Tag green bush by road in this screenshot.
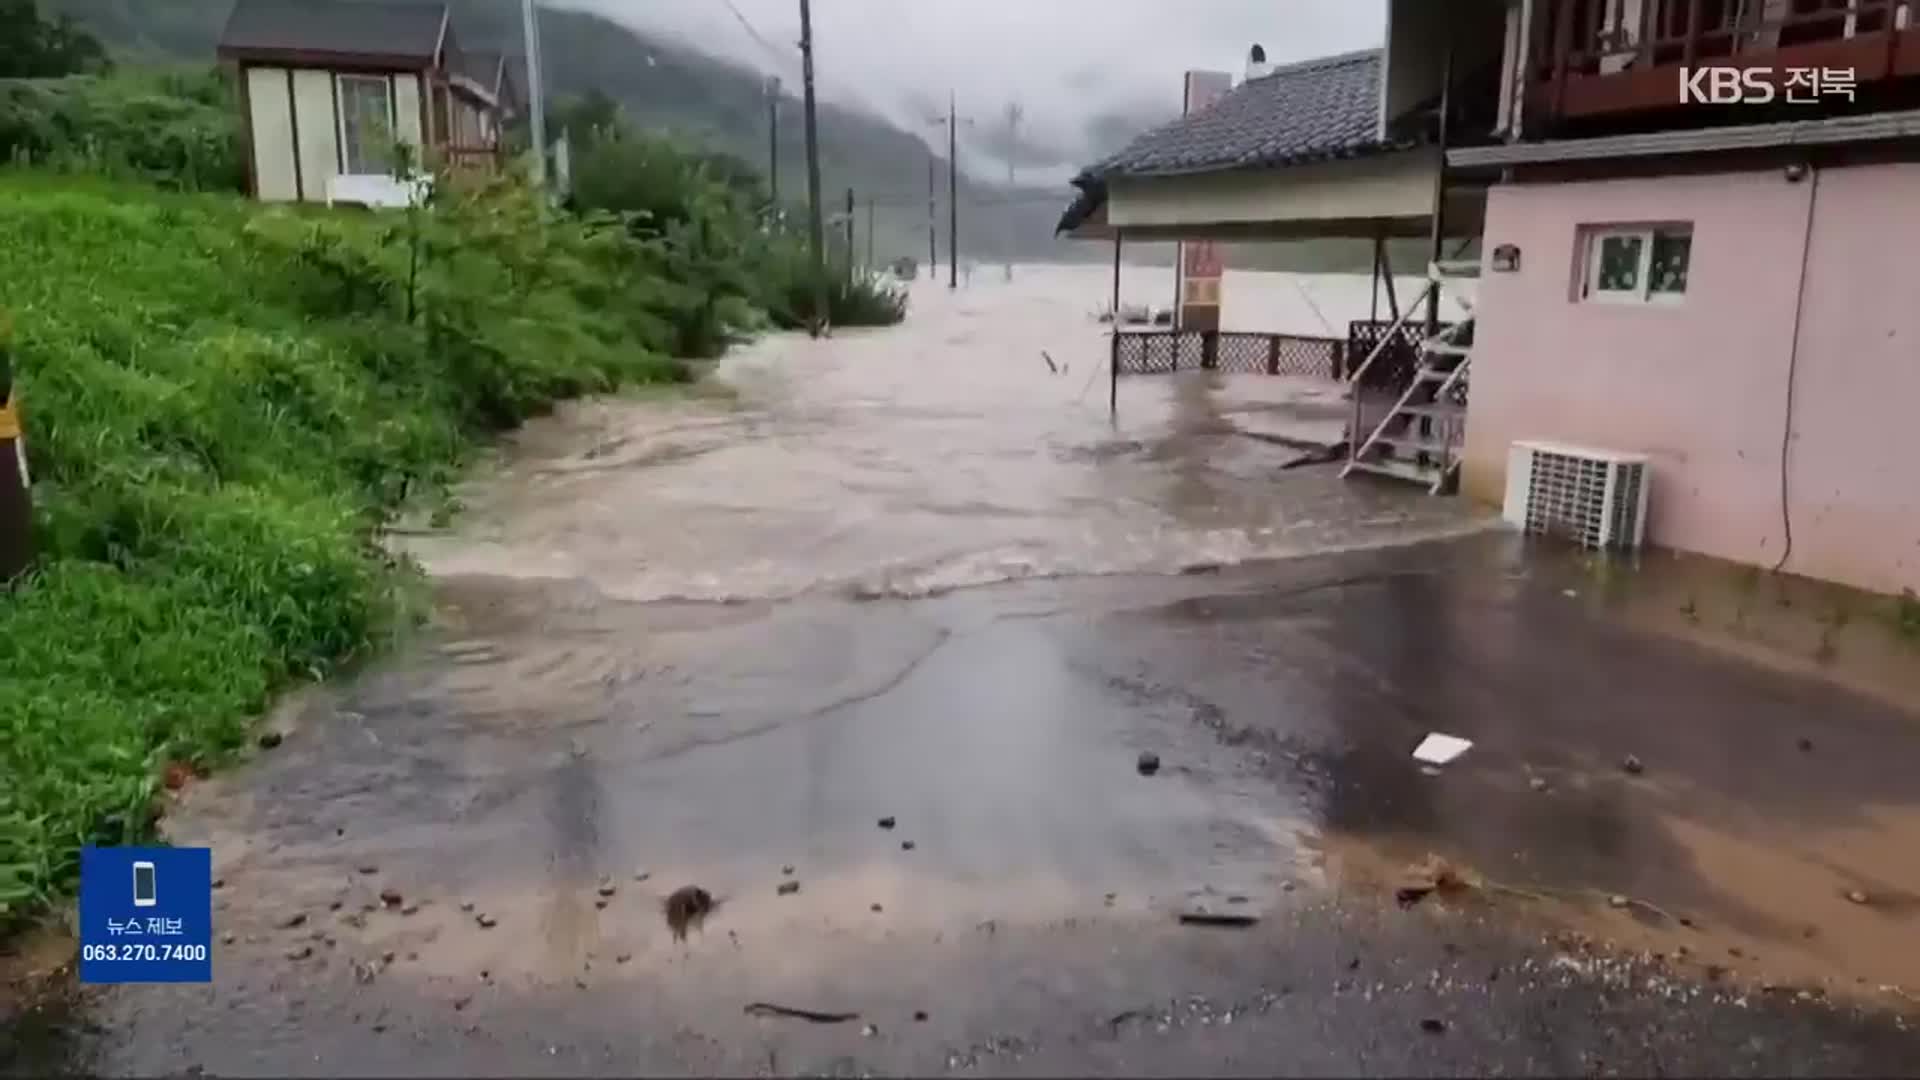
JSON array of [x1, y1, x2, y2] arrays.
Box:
[[0, 15, 909, 926], [0, 172, 705, 927]]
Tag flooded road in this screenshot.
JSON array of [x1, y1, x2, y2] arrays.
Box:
[[23, 267, 1920, 1077], [400, 267, 1478, 604]]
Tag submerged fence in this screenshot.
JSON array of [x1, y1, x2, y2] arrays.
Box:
[[1111, 329, 1346, 379]]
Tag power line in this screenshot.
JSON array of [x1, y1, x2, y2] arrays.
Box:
[[714, 0, 899, 136], [718, 0, 793, 71], [850, 192, 1074, 209]]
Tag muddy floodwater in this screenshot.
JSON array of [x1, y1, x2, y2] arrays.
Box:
[[399, 266, 1480, 604], [14, 267, 1920, 1078]]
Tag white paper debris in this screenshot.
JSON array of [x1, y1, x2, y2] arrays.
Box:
[[1412, 733, 1473, 766]]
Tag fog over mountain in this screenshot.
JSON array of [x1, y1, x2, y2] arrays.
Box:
[[553, 0, 1384, 184]]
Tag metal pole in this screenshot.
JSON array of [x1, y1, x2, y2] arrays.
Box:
[[1370, 229, 1384, 325], [948, 91, 959, 290], [865, 197, 875, 268], [521, 0, 548, 188], [1004, 102, 1021, 282], [1426, 29, 1457, 336], [799, 0, 828, 336], [767, 77, 781, 208], [1109, 233, 1122, 417], [845, 187, 856, 277]]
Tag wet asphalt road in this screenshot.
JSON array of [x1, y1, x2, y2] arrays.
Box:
[[9, 271, 1920, 1076], [17, 535, 1918, 1078]]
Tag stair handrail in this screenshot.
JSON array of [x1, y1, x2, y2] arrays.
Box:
[[1343, 279, 1437, 390], [1345, 312, 1477, 467]]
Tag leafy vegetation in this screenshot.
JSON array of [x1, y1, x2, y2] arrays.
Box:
[[0, 162, 785, 924], [0, 0, 926, 926], [564, 114, 905, 335], [0, 31, 910, 921], [0, 0, 107, 78], [0, 66, 242, 190]]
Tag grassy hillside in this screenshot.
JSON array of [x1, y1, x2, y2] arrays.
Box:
[[0, 172, 715, 922], [41, 0, 1078, 263]]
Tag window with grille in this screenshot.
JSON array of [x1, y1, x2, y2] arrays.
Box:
[[1579, 224, 1692, 305]]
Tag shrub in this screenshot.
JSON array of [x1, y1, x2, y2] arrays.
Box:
[[0, 67, 243, 190], [0, 173, 686, 926], [568, 126, 907, 335], [761, 250, 909, 331]]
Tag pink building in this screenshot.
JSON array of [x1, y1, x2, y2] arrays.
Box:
[[1460, 159, 1920, 595], [1059, 0, 1920, 595], [1449, 0, 1920, 596]]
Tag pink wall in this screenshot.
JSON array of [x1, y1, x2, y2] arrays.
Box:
[[1464, 163, 1920, 596]]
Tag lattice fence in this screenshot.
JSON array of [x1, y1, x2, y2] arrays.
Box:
[[1343, 319, 1473, 391], [1112, 331, 1344, 379]]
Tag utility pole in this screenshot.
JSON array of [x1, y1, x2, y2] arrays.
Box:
[[928, 97, 975, 290], [865, 197, 875, 269], [1004, 102, 1021, 282], [844, 187, 856, 277], [766, 76, 781, 210], [926, 153, 937, 275], [948, 91, 959, 290], [798, 0, 828, 337], [521, 0, 549, 188]]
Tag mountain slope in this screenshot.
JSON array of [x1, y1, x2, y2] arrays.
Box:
[[41, 0, 1075, 263]]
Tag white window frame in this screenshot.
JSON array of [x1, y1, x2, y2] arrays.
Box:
[[1580, 224, 1692, 306], [336, 73, 396, 177]]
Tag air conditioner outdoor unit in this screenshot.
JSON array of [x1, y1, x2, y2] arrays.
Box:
[[1502, 441, 1651, 551]]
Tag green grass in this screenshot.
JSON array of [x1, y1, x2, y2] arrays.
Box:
[[0, 171, 702, 926]]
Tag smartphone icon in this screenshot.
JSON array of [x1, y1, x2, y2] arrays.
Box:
[[132, 861, 157, 907]]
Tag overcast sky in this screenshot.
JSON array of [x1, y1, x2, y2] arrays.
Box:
[[554, 0, 1386, 183]]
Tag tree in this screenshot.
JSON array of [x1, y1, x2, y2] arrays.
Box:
[[0, 0, 110, 78], [548, 89, 622, 152]]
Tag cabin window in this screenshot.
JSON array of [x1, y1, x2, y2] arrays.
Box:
[[1580, 225, 1691, 304], [337, 74, 396, 176]]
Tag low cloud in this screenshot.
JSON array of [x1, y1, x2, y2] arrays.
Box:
[[552, 0, 1383, 183]]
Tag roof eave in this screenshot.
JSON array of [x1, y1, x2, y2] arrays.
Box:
[[448, 73, 500, 110], [433, 5, 452, 69], [1450, 108, 1920, 169], [217, 44, 438, 69], [1095, 139, 1423, 182]]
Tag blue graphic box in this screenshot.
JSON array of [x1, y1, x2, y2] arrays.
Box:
[[78, 846, 213, 984]]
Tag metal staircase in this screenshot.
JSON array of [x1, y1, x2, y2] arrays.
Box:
[[1341, 260, 1480, 494]]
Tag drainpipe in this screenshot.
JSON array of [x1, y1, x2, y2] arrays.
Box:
[[1773, 161, 1821, 574]]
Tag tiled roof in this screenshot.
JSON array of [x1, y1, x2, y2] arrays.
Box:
[[1090, 49, 1401, 179], [1056, 180, 1107, 236], [219, 0, 450, 63]]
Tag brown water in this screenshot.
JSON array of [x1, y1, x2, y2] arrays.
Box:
[[396, 266, 1487, 605]]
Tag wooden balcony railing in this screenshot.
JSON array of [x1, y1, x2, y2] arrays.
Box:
[[441, 144, 502, 173], [1530, 0, 1920, 121]]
